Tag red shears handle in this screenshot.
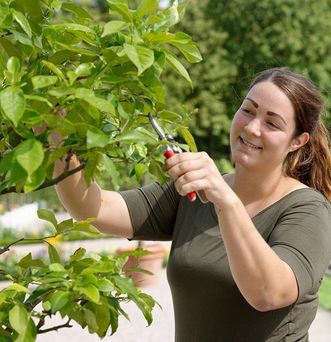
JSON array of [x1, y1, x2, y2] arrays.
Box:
[[164, 149, 197, 202]]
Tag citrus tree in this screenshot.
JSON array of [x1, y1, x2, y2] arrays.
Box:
[[0, 0, 201, 340]]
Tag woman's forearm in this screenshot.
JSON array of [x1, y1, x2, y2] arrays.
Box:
[[217, 198, 298, 312]]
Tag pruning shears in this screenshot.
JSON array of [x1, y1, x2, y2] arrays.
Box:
[[148, 113, 197, 202]]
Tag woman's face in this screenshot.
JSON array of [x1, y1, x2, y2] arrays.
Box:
[[230, 81, 306, 172]]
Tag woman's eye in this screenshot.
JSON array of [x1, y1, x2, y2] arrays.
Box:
[[241, 107, 252, 114], [267, 122, 279, 129]]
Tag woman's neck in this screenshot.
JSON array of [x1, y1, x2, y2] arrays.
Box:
[[228, 165, 285, 206]]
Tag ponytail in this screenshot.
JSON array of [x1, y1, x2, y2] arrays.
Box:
[[285, 120, 331, 202]]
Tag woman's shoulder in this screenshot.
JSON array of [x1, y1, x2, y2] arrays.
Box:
[[272, 187, 331, 217]]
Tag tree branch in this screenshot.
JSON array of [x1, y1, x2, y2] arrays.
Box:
[[0, 162, 86, 195], [38, 318, 73, 334]]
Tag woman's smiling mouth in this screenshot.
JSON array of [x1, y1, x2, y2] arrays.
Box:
[[239, 137, 262, 150]]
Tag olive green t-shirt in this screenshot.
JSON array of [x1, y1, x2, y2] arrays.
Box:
[[120, 182, 331, 342]]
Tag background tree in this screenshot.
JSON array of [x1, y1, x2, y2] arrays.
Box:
[[165, 0, 331, 163]]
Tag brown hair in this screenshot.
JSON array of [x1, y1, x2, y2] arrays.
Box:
[[249, 67, 331, 202]]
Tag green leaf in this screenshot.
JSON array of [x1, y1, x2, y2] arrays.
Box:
[[134, 163, 149, 181], [107, 0, 132, 22], [49, 290, 70, 313], [12, 10, 32, 38], [159, 110, 182, 122], [149, 160, 168, 183], [102, 154, 120, 190], [102, 20, 128, 37], [136, 0, 158, 20], [4, 284, 30, 294], [179, 126, 197, 152], [9, 305, 29, 334], [143, 32, 175, 44], [12, 30, 33, 47], [57, 218, 74, 233], [123, 44, 154, 75], [77, 284, 100, 303], [70, 247, 86, 261], [83, 151, 101, 186], [48, 87, 74, 98], [86, 129, 109, 149], [171, 40, 202, 63], [115, 127, 158, 144], [24, 167, 46, 193], [93, 298, 111, 337], [48, 243, 61, 264], [17, 253, 45, 268], [55, 42, 97, 57], [32, 75, 58, 89], [25, 94, 53, 108], [7, 56, 20, 75], [72, 221, 100, 237], [50, 23, 95, 35], [61, 2, 93, 20], [74, 63, 92, 77], [49, 263, 66, 272], [15, 139, 44, 176], [37, 209, 58, 229], [164, 50, 192, 86], [0, 86, 26, 126], [74, 88, 115, 114], [42, 301, 51, 312], [84, 307, 98, 332], [96, 278, 114, 292], [41, 60, 66, 81]]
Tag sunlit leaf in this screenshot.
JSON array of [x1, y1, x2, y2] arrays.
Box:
[[48, 243, 61, 264], [77, 284, 100, 303], [24, 167, 46, 193], [179, 126, 197, 152], [37, 209, 58, 229], [12, 10, 32, 37], [102, 20, 128, 37], [9, 305, 29, 334], [4, 284, 30, 294], [102, 154, 120, 190], [164, 50, 192, 86], [49, 290, 70, 313], [32, 75, 58, 89], [15, 139, 44, 176], [123, 44, 154, 75], [74, 88, 115, 114], [136, 0, 158, 19], [108, 0, 132, 22], [87, 129, 109, 149], [0, 86, 26, 126]]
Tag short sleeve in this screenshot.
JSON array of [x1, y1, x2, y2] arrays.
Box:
[[269, 198, 331, 299], [119, 181, 180, 241]]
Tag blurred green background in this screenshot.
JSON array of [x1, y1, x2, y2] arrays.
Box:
[[2, 0, 331, 211]]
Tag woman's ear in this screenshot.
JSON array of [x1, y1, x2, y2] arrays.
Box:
[[289, 132, 310, 152]]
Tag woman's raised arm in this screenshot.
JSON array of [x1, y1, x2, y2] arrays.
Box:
[[54, 155, 133, 238]]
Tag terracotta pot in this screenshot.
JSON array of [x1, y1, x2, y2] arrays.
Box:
[[116, 244, 165, 287]]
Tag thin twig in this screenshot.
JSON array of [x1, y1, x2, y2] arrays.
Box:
[[38, 319, 72, 334]]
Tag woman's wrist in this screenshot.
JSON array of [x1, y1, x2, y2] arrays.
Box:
[[214, 191, 241, 216]]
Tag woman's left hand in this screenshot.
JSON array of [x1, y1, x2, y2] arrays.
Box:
[[164, 151, 232, 207]]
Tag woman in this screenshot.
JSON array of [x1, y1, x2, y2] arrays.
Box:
[[55, 68, 331, 341]]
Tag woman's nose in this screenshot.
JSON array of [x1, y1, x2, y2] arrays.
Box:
[[244, 118, 262, 136]]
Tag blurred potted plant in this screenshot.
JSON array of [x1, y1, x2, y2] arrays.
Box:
[[0, 0, 201, 339]]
